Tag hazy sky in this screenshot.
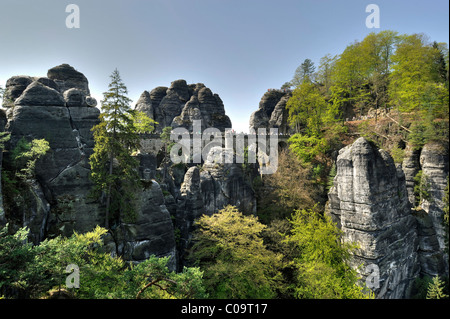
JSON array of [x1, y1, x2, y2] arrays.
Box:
[[0, 0, 448, 132]]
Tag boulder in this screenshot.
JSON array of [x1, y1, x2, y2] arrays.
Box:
[[14, 81, 65, 106], [63, 88, 86, 107], [171, 95, 203, 131], [249, 108, 269, 132], [268, 94, 292, 134], [35, 77, 59, 91], [47, 64, 90, 94], [167, 79, 190, 102], [2, 75, 34, 107]]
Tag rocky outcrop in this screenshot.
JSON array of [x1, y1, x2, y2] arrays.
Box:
[[1, 64, 257, 271], [327, 137, 420, 299], [400, 141, 449, 278], [175, 166, 205, 265], [172, 148, 257, 268], [419, 142, 449, 275], [116, 180, 177, 267], [135, 80, 232, 132], [4, 65, 101, 242], [2, 64, 177, 265], [249, 89, 292, 134], [402, 145, 421, 206], [200, 147, 256, 215], [47, 63, 90, 95]]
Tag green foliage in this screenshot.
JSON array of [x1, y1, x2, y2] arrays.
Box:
[[390, 144, 405, 164], [411, 276, 433, 299], [189, 205, 283, 299], [12, 138, 50, 181], [0, 132, 10, 149], [1, 138, 50, 222], [426, 276, 449, 299], [0, 225, 206, 299], [288, 133, 328, 164], [287, 80, 328, 136], [160, 126, 175, 154], [413, 170, 431, 207], [89, 69, 154, 227], [285, 208, 372, 299], [0, 225, 34, 297], [129, 110, 156, 134], [390, 34, 449, 115], [326, 163, 337, 192], [255, 150, 321, 224]]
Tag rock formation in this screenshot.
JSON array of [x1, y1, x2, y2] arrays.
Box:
[[1, 64, 178, 265], [418, 142, 449, 276], [1, 65, 256, 271], [135, 80, 232, 132], [327, 137, 449, 298], [327, 137, 420, 299], [4, 64, 101, 244], [249, 89, 292, 134], [200, 147, 256, 215]]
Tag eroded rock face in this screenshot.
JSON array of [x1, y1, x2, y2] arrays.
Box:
[[175, 166, 205, 265], [117, 180, 177, 267], [200, 147, 256, 215], [2, 64, 177, 265], [135, 80, 232, 132], [419, 142, 449, 275], [327, 137, 419, 299], [249, 90, 292, 133]]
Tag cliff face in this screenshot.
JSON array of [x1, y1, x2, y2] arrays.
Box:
[[327, 137, 449, 298], [135, 80, 232, 132]]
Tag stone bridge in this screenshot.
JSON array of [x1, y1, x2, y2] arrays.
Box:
[[139, 132, 291, 157]]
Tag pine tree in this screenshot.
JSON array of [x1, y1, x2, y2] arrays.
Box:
[[89, 69, 155, 229], [291, 59, 316, 87]]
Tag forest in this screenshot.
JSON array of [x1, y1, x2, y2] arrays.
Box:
[[0, 30, 448, 300]]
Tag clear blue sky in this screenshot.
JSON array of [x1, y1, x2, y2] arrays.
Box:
[[0, 0, 448, 132]]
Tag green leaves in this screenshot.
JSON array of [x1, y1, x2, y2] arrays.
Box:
[[189, 205, 282, 299], [390, 34, 449, 114], [426, 276, 449, 299], [0, 225, 206, 299], [287, 80, 328, 136], [288, 134, 328, 164], [285, 209, 372, 299]]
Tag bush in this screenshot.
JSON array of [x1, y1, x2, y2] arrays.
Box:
[[0, 225, 206, 299]]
